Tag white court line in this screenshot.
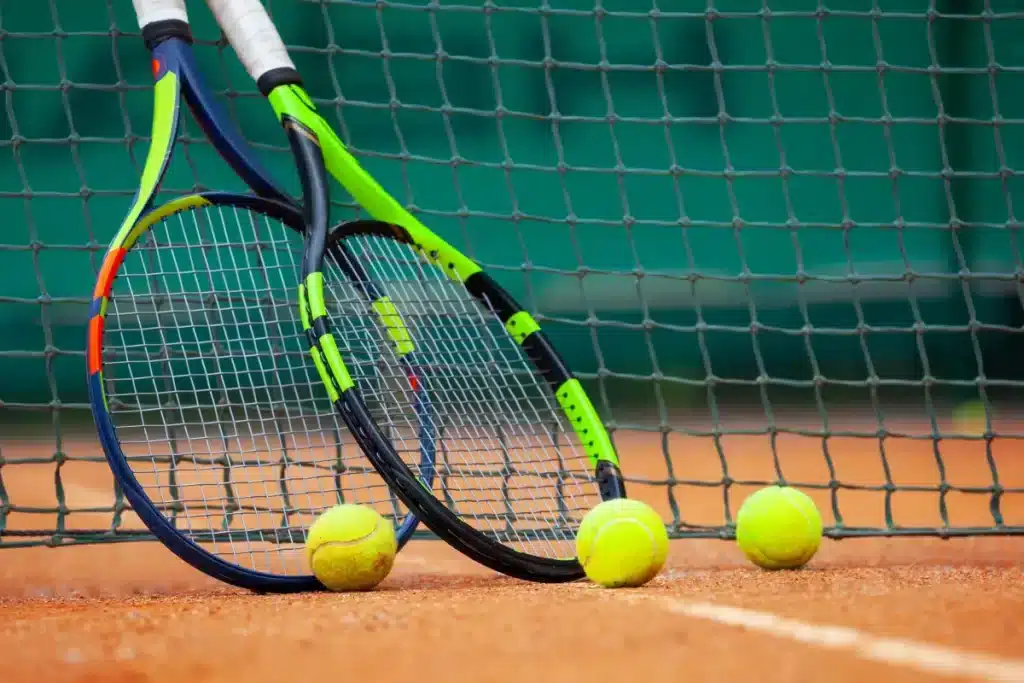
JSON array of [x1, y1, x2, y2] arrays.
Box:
[[371, 549, 1024, 681], [614, 593, 1024, 683]]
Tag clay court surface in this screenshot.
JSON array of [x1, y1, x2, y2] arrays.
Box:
[[2, 420, 1024, 683]]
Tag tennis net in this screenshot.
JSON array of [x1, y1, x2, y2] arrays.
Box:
[[1, 0, 1022, 548]]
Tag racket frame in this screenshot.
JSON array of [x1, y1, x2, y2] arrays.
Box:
[[87, 19, 432, 592]]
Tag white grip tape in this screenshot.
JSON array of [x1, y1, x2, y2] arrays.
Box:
[[205, 0, 296, 82], [132, 0, 188, 28]]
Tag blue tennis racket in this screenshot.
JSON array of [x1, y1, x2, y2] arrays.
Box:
[[86, 0, 434, 592]]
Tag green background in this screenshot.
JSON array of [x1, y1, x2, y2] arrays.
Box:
[[2, 0, 1023, 410]]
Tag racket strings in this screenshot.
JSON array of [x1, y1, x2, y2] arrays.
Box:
[[101, 204, 406, 575], [325, 235, 600, 559]]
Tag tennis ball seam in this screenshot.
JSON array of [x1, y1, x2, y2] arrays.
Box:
[[789, 493, 821, 564], [789, 493, 819, 535], [308, 517, 382, 556], [582, 517, 656, 571], [764, 503, 815, 565]]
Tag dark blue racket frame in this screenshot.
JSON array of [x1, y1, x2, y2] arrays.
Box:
[[87, 27, 434, 593]]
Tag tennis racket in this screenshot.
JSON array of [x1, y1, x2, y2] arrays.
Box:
[[206, 0, 628, 582], [86, 0, 433, 592]]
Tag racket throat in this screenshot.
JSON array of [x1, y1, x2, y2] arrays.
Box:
[[595, 461, 627, 501], [281, 115, 331, 240]]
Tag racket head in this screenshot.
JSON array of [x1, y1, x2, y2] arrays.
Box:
[[87, 194, 430, 592], [302, 220, 628, 583]]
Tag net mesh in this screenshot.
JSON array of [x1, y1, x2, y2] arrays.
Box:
[[2, 0, 1024, 549]]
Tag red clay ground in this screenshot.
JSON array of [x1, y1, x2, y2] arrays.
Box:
[[1, 421, 1023, 683]]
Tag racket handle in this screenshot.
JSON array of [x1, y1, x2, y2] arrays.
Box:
[[204, 0, 296, 84], [132, 0, 188, 28]]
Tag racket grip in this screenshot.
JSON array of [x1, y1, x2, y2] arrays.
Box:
[[204, 0, 296, 85], [132, 0, 187, 27]]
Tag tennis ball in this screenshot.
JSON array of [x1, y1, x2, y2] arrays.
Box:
[[952, 400, 987, 436], [576, 498, 668, 588], [736, 486, 822, 570], [306, 504, 397, 591]]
